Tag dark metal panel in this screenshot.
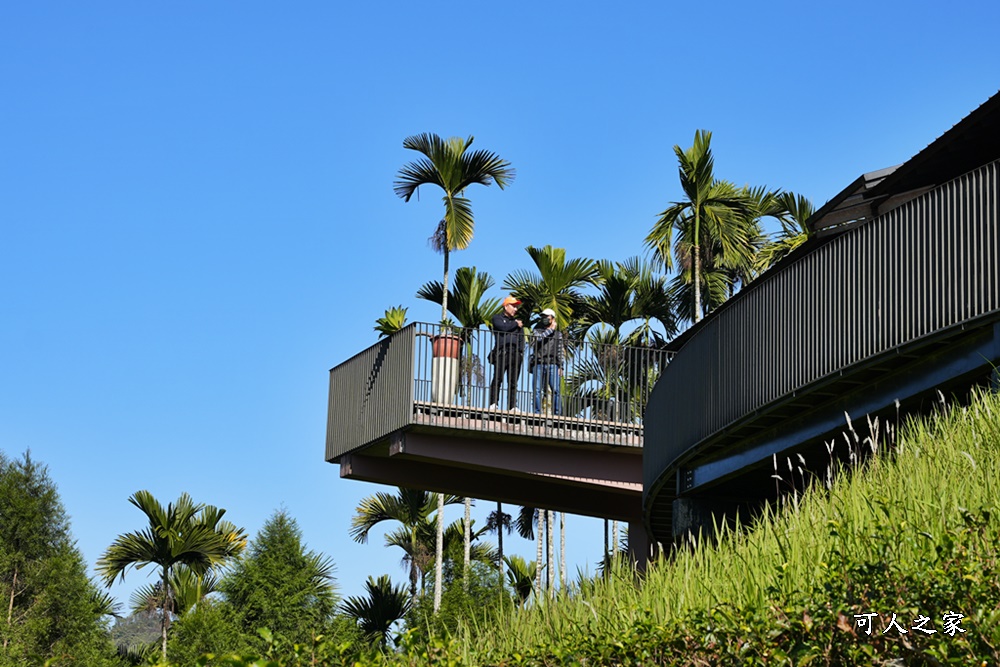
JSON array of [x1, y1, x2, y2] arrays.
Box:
[[341, 453, 643, 523], [326, 324, 416, 461], [686, 325, 1000, 491], [388, 431, 641, 492]]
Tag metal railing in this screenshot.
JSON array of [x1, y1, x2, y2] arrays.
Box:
[[644, 158, 1000, 490], [327, 322, 674, 460]]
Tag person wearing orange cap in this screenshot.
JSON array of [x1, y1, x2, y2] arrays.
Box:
[[488, 295, 524, 410]]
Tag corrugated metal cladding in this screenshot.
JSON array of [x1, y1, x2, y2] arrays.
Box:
[[644, 159, 1000, 526], [326, 325, 415, 461]]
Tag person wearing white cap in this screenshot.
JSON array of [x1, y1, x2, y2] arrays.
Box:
[[530, 307, 563, 416], [488, 295, 524, 410]]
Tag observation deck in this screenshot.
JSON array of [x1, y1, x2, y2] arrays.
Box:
[[326, 323, 670, 531]]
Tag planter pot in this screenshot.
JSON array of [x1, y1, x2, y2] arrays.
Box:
[[431, 334, 462, 359]]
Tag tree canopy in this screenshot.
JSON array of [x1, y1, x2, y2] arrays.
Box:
[[0, 451, 119, 667], [219, 509, 339, 650], [96, 490, 246, 660]]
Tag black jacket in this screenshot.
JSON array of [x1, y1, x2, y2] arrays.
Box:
[[491, 312, 524, 350], [531, 327, 563, 365]]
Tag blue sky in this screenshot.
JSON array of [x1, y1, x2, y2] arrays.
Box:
[[2, 2, 998, 609]]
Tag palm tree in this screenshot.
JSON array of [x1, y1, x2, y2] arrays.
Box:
[[754, 192, 815, 274], [395, 133, 513, 611], [546, 510, 555, 599], [513, 505, 543, 599], [564, 325, 668, 423], [646, 130, 754, 323], [394, 134, 515, 324], [485, 503, 512, 591], [433, 494, 445, 612], [504, 245, 599, 333], [559, 512, 566, 592], [417, 266, 502, 333], [341, 575, 410, 647], [129, 565, 218, 618], [418, 267, 502, 581], [350, 487, 461, 599], [712, 184, 782, 295], [96, 491, 246, 660], [563, 258, 676, 423], [418, 265, 501, 393], [503, 555, 536, 608], [438, 518, 497, 570], [584, 257, 676, 347], [381, 511, 494, 595]]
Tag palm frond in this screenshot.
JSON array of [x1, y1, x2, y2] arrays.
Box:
[[417, 267, 499, 328], [504, 555, 537, 605], [459, 148, 516, 191], [515, 506, 536, 540], [341, 575, 410, 646]]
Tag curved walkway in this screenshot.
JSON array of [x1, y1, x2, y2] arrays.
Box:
[[644, 159, 1000, 543]]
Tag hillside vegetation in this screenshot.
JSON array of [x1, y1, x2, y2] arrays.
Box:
[[162, 389, 1000, 666], [445, 389, 1000, 666]]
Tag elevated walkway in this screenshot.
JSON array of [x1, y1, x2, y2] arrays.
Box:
[[645, 98, 1000, 543]]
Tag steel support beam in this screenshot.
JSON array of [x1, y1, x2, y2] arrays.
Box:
[[681, 327, 999, 493], [388, 431, 641, 492], [341, 452, 641, 523]]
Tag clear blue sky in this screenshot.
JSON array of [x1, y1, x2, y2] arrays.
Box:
[[2, 2, 998, 609]]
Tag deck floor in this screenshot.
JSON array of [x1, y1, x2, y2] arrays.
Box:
[[411, 400, 644, 448]]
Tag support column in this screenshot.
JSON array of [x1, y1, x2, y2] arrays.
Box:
[[627, 522, 657, 573], [992, 322, 1000, 391], [671, 497, 735, 540]]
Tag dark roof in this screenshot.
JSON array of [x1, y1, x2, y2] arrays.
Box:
[[806, 166, 899, 236], [809, 90, 1000, 236], [665, 90, 1000, 353]]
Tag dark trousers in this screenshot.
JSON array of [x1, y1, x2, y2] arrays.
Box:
[[489, 347, 523, 409]]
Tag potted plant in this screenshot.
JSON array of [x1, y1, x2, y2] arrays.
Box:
[[430, 319, 462, 404], [431, 319, 462, 359]]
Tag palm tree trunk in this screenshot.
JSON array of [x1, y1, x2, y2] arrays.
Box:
[[161, 568, 169, 660], [693, 243, 703, 323], [547, 510, 555, 599], [613, 520, 619, 557], [463, 497, 471, 590], [433, 492, 444, 612], [409, 531, 419, 598], [534, 509, 543, 600], [441, 243, 450, 322], [559, 512, 566, 591], [496, 501, 504, 592], [604, 519, 609, 574], [693, 202, 703, 322]]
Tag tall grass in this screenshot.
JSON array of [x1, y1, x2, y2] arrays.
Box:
[[454, 388, 1000, 664], [173, 391, 1000, 665]]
